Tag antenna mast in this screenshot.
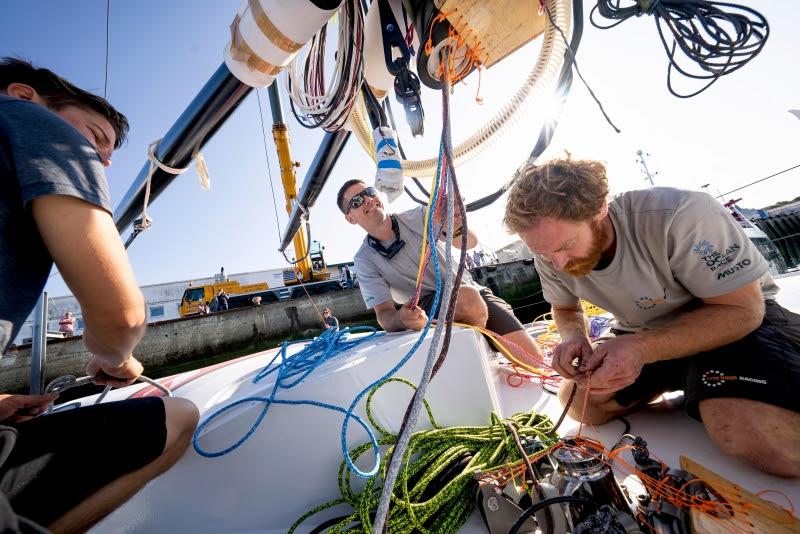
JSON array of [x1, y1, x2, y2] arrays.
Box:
[[636, 149, 659, 186]]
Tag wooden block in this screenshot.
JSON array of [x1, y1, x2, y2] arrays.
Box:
[[680, 456, 800, 534], [439, 0, 548, 68]]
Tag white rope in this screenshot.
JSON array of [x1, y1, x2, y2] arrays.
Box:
[[138, 139, 212, 233]]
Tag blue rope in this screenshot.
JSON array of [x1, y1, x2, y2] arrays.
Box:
[[193, 326, 382, 458], [339, 141, 447, 479]]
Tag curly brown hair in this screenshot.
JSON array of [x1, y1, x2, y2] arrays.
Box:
[[503, 157, 609, 234]]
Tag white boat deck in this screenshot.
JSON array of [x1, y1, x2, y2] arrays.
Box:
[[83, 273, 800, 533]]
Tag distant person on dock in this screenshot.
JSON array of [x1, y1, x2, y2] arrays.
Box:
[[337, 179, 543, 361], [58, 311, 76, 336], [217, 289, 229, 311], [210, 295, 219, 313], [197, 300, 209, 314], [0, 58, 199, 530], [251, 296, 262, 306], [504, 155, 800, 477], [322, 308, 339, 331]]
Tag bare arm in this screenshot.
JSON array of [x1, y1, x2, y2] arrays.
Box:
[[630, 280, 764, 364], [31, 195, 146, 367], [444, 226, 479, 250], [435, 208, 478, 250], [552, 304, 588, 342], [550, 303, 593, 378], [577, 281, 765, 392], [374, 300, 427, 332]]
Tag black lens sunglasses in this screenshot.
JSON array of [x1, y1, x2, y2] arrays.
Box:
[[345, 187, 378, 214]]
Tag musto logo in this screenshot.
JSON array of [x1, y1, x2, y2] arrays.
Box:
[[701, 369, 767, 388]]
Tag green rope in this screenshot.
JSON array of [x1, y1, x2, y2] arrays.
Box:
[[290, 378, 558, 534]]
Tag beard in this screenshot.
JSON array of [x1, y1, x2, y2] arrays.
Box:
[[562, 220, 608, 277]]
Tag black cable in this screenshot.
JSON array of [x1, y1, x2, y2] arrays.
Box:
[[103, 0, 110, 98], [550, 382, 577, 435], [716, 163, 800, 198], [403, 185, 428, 206], [461, 0, 590, 214], [591, 0, 769, 98], [543, 0, 620, 133], [382, 98, 430, 206], [431, 55, 469, 379], [617, 416, 631, 437], [505, 421, 553, 534], [509, 496, 598, 534], [255, 89, 284, 237]]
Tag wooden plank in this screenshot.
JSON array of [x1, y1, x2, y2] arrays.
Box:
[[439, 0, 548, 68], [680, 456, 800, 534]]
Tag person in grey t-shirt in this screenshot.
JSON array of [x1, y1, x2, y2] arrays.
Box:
[[504, 156, 800, 478], [0, 58, 199, 528], [336, 179, 543, 361]]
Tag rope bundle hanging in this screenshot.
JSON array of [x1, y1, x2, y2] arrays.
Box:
[[590, 0, 769, 98], [285, 0, 365, 131]]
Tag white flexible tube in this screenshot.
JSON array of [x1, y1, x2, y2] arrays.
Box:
[[348, 0, 572, 177]]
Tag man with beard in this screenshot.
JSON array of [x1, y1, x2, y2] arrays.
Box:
[[337, 179, 544, 361], [503, 156, 800, 477]]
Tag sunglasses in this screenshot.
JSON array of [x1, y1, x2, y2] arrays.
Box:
[[345, 187, 378, 214]]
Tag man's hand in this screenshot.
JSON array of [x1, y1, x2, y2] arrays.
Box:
[[86, 356, 144, 387], [551, 336, 593, 379], [0, 393, 59, 423], [576, 336, 647, 395], [398, 303, 428, 331]]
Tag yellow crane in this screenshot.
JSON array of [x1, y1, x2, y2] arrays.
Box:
[[268, 86, 331, 286]]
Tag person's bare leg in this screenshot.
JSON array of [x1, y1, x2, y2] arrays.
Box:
[[452, 286, 488, 327], [502, 329, 546, 361], [699, 398, 800, 478], [557, 380, 644, 425], [48, 397, 199, 534]]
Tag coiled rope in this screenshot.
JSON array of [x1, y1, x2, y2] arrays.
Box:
[[192, 326, 382, 458], [290, 378, 557, 534], [590, 0, 769, 98]]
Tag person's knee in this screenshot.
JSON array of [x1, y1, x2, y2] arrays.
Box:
[[557, 381, 616, 425], [454, 286, 487, 326], [700, 399, 800, 478], [162, 397, 199, 451]]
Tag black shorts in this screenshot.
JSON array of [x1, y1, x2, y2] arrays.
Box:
[[0, 397, 166, 526], [613, 300, 800, 420], [418, 286, 524, 335]]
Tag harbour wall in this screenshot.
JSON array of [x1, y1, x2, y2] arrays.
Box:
[[3, 289, 372, 392], [3, 260, 546, 392]]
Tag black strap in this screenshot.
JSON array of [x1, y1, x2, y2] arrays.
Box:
[[367, 215, 406, 259]]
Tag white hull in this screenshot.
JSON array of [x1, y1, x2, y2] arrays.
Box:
[[75, 274, 800, 533]]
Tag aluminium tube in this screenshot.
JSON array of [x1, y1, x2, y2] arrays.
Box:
[[278, 129, 351, 252], [29, 291, 48, 395], [114, 63, 252, 233]]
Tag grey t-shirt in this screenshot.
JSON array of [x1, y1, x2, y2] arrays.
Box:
[[354, 206, 478, 308], [0, 95, 111, 352], [535, 188, 778, 332]]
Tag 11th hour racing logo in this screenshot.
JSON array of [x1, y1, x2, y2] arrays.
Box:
[[691, 240, 748, 279], [701, 369, 767, 388]]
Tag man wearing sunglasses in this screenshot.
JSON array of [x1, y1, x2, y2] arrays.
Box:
[[337, 179, 543, 360]]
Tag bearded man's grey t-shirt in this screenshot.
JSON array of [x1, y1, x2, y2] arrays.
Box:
[[0, 95, 111, 352], [355, 206, 479, 308], [535, 188, 779, 332]]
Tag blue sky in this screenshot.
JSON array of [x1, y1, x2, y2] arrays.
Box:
[[2, 1, 798, 297]]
